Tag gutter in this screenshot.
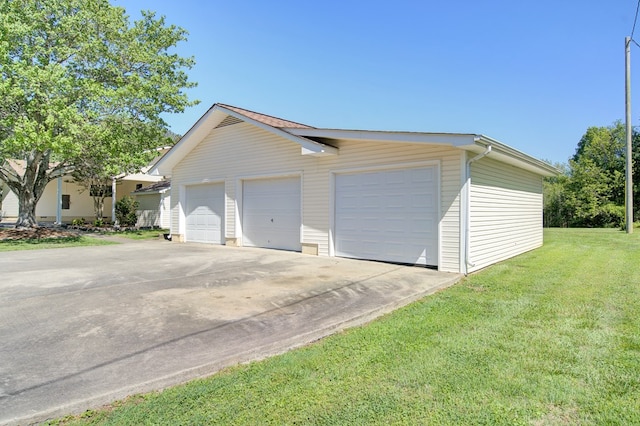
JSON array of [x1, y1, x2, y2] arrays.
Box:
[[464, 144, 492, 274]]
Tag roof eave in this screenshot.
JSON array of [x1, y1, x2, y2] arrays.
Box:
[[466, 135, 560, 177]]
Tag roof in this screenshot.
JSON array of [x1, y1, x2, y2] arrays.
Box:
[[132, 179, 170, 194], [151, 104, 337, 176], [151, 103, 559, 178], [218, 104, 314, 129]]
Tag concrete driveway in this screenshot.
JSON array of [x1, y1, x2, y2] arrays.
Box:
[[0, 238, 460, 425]]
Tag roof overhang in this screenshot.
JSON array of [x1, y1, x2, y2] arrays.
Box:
[[464, 135, 559, 177], [151, 104, 337, 176], [289, 128, 559, 177]]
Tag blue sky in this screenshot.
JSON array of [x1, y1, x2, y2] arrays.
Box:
[[117, 0, 638, 165]]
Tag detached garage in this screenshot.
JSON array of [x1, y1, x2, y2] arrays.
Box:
[[151, 103, 557, 274]]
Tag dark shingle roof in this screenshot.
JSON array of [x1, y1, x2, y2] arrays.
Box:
[[218, 104, 314, 129], [132, 180, 170, 194]]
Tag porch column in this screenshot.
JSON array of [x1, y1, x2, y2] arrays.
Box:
[[56, 176, 62, 224], [112, 177, 117, 224]]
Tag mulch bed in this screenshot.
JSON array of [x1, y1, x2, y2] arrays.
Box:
[[0, 227, 80, 241]]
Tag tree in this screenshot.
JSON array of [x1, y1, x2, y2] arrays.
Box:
[[72, 130, 179, 221], [0, 0, 196, 228], [544, 122, 640, 228], [543, 162, 571, 227]]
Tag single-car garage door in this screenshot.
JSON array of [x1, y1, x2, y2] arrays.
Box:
[[185, 183, 224, 244], [243, 176, 301, 251], [335, 166, 438, 266]]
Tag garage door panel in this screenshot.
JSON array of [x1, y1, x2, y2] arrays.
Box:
[[185, 184, 224, 244], [335, 167, 438, 266], [243, 177, 301, 251]]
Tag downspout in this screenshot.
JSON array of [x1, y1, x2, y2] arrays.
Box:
[[464, 144, 492, 274]]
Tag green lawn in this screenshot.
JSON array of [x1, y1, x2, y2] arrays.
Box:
[[104, 228, 169, 240], [52, 229, 640, 425], [0, 236, 116, 251]]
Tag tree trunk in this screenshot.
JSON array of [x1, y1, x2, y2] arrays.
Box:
[[2, 151, 59, 229], [93, 195, 105, 220], [16, 189, 38, 228]]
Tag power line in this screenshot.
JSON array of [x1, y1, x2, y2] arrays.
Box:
[[632, 0, 640, 39]]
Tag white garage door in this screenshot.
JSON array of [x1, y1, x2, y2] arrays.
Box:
[[335, 166, 438, 266], [243, 176, 301, 251], [185, 183, 224, 244]]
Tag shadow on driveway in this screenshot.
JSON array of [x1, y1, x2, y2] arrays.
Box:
[[0, 240, 461, 425]]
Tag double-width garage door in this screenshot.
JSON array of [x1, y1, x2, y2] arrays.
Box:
[[242, 176, 301, 251], [335, 166, 438, 266], [185, 183, 224, 244]]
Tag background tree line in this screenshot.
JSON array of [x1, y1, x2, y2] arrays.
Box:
[[544, 121, 640, 228]]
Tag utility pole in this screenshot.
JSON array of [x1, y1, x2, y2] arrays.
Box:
[[625, 37, 634, 234]]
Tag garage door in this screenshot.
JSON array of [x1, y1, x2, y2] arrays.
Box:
[[335, 166, 438, 266], [185, 183, 224, 244], [242, 176, 301, 251]]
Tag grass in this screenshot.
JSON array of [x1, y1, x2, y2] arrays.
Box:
[[106, 228, 169, 240], [0, 236, 116, 252], [50, 229, 640, 425]]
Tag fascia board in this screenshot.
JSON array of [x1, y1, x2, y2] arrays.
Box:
[[288, 128, 478, 146], [150, 105, 226, 176], [468, 135, 560, 177]]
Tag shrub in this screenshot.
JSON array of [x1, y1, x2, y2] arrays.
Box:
[[115, 196, 139, 226], [93, 218, 106, 227], [71, 218, 86, 226]]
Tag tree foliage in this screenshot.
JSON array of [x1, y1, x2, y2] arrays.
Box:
[[544, 122, 639, 228], [115, 195, 138, 226], [0, 0, 196, 227]]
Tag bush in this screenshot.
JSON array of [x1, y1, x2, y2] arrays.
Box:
[[71, 218, 86, 226], [115, 196, 139, 226]]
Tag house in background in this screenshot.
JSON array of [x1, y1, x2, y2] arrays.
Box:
[[0, 161, 164, 224], [151, 103, 557, 274], [132, 179, 171, 228]]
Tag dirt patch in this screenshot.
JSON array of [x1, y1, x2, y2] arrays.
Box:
[[0, 227, 80, 241]]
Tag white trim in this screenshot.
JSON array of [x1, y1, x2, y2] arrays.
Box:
[[178, 184, 186, 236], [329, 160, 441, 267], [459, 151, 468, 274], [464, 145, 493, 273], [56, 177, 62, 224], [289, 128, 477, 146]]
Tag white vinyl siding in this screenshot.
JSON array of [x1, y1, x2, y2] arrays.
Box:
[[171, 122, 463, 272], [1, 184, 19, 218], [160, 192, 171, 229], [468, 157, 543, 272], [135, 193, 161, 228]]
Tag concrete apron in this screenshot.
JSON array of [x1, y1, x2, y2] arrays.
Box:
[[0, 241, 461, 425]]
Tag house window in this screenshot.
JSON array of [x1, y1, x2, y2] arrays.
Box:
[[90, 185, 113, 197], [136, 184, 143, 190], [62, 194, 70, 210]]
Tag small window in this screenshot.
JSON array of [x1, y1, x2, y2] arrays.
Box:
[[90, 185, 113, 197], [62, 194, 70, 210], [136, 184, 143, 190]]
